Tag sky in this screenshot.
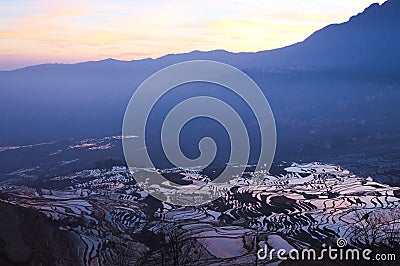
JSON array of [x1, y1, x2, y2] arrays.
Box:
[[0, 0, 386, 70]]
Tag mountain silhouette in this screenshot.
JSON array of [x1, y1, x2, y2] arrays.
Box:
[[3, 0, 399, 73], [265, 0, 400, 71], [0, 0, 399, 163]]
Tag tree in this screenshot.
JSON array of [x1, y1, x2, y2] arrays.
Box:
[[143, 223, 208, 266], [348, 206, 400, 265], [105, 236, 145, 266]]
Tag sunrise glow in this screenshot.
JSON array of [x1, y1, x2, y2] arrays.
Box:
[[0, 0, 385, 70]]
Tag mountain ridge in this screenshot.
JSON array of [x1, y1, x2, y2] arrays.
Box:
[[0, 0, 399, 152], [2, 0, 398, 73]]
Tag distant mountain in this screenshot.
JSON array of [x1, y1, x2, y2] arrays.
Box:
[[4, 0, 399, 73], [247, 0, 400, 72], [0, 0, 399, 162], [148, 0, 400, 72]]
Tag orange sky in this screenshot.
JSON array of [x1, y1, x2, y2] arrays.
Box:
[[0, 0, 386, 70]]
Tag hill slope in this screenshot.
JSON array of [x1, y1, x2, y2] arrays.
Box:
[[0, 0, 399, 162]]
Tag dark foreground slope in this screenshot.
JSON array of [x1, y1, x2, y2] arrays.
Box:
[[0, 201, 80, 265]]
